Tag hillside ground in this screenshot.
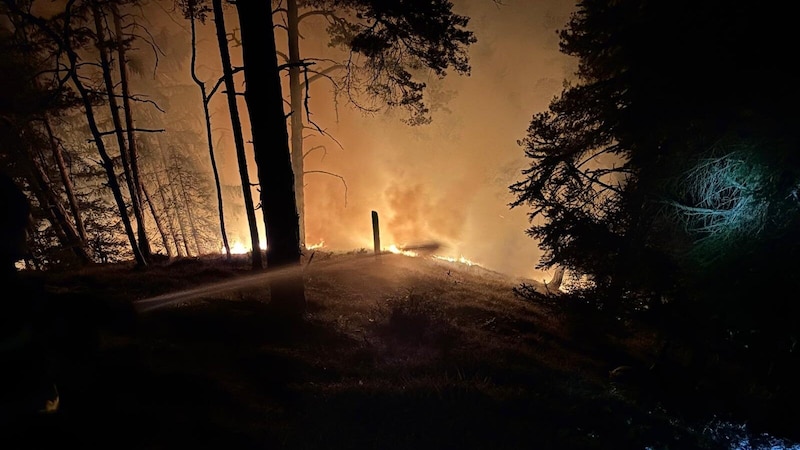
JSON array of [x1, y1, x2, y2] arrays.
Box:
[[4, 250, 798, 449]]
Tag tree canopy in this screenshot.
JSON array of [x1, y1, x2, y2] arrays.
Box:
[[510, 0, 800, 354], [303, 0, 476, 125]]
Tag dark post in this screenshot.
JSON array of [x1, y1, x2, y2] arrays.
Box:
[[371, 210, 381, 258]]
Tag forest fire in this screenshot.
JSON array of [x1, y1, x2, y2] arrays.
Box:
[[387, 244, 418, 257], [218, 239, 477, 267], [307, 240, 325, 250], [432, 254, 476, 266], [4, 0, 800, 446], [223, 241, 266, 255], [385, 243, 478, 267]]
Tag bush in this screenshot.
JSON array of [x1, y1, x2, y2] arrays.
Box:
[[374, 290, 453, 345]]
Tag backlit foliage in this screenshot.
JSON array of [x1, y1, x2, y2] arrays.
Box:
[[660, 139, 800, 268]]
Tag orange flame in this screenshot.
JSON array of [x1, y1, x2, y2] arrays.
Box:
[[432, 254, 476, 266], [387, 244, 419, 257], [222, 241, 266, 255], [307, 240, 325, 250]]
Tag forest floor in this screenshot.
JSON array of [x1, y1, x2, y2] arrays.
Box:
[[5, 250, 799, 449]]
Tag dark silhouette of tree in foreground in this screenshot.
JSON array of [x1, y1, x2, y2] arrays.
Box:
[[211, 0, 265, 269], [234, 0, 304, 319], [510, 0, 800, 437], [0, 25, 94, 268]]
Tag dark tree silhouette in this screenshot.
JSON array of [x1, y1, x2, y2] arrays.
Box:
[[210, 0, 264, 268], [510, 1, 800, 432], [235, 0, 305, 319], [186, 0, 232, 261], [511, 0, 800, 304]]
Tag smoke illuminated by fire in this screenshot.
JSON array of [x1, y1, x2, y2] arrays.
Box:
[[192, 0, 576, 282]]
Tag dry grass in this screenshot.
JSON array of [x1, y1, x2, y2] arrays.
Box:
[[7, 252, 793, 449]]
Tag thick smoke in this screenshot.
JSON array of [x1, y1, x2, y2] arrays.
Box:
[[299, 0, 578, 281]]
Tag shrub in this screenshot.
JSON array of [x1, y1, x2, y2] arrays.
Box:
[[374, 290, 453, 345]]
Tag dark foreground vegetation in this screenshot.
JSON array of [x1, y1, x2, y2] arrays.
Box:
[[5, 252, 799, 450]]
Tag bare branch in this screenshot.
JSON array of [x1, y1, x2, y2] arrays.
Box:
[[298, 10, 337, 22], [305, 170, 348, 207], [303, 145, 328, 161], [276, 50, 288, 63], [209, 67, 244, 99], [227, 29, 241, 47], [277, 60, 315, 73], [90, 127, 164, 141], [302, 63, 344, 89], [126, 94, 166, 113]]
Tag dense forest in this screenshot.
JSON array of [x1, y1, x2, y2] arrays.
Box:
[[2, 0, 799, 447], [0, 0, 481, 318]]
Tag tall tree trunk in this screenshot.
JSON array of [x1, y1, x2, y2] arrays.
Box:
[[42, 115, 87, 244], [141, 182, 173, 258], [165, 151, 192, 257], [237, 0, 305, 319], [154, 165, 183, 257], [287, 0, 306, 249], [111, 3, 152, 261], [80, 88, 145, 266], [190, 5, 231, 261], [90, 2, 146, 266], [211, 0, 263, 268], [176, 164, 202, 255], [154, 136, 185, 257]]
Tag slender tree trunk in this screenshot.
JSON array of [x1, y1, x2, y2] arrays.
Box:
[[237, 0, 305, 319], [141, 182, 173, 258], [545, 266, 565, 294], [83, 94, 145, 266], [111, 3, 152, 261], [190, 6, 231, 261], [154, 166, 183, 257], [211, 0, 262, 268], [154, 135, 184, 257], [42, 115, 87, 244], [176, 163, 202, 255], [287, 0, 306, 249], [165, 151, 192, 257], [90, 2, 146, 266]]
